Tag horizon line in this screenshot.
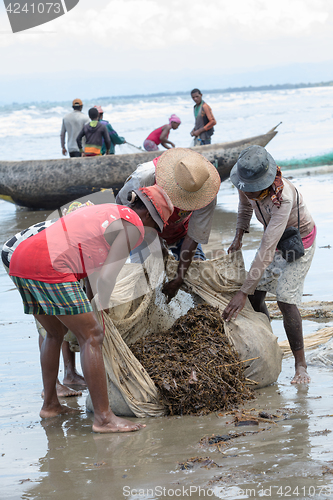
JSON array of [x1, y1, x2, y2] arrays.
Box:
[[1, 80, 333, 108]]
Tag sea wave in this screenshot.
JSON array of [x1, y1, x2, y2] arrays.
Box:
[[0, 86, 332, 162]]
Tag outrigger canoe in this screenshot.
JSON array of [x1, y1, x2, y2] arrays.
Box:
[[0, 125, 279, 210]]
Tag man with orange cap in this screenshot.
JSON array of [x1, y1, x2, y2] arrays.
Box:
[[116, 148, 221, 302], [60, 98, 89, 157]]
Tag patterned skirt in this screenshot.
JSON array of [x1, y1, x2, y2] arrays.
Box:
[[143, 139, 159, 151], [10, 276, 93, 315]]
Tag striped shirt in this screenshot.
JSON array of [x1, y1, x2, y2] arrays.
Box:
[[1, 220, 56, 269]]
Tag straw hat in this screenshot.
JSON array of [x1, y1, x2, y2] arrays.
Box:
[[155, 148, 221, 211], [230, 145, 277, 192]]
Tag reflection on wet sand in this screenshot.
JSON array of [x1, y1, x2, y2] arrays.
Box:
[[21, 380, 333, 500]]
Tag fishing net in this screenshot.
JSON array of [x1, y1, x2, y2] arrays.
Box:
[[86, 251, 283, 417], [279, 326, 333, 358], [306, 332, 333, 366], [115, 143, 143, 155]]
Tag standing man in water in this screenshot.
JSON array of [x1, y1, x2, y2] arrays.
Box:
[[222, 146, 316, 384], [61, 98, 89, 157], [190, 88, 216, 145]]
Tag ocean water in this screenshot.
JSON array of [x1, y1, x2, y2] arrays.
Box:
[[0, 85, 333, 164]]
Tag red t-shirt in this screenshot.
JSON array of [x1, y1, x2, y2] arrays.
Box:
[[10, 204, 144, 283], [146, 126, 169, 145]]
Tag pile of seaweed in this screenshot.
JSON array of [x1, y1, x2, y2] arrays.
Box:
[[130, 305, 255, 416]]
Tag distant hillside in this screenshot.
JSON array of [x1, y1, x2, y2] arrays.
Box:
[[207, 81, 333, 94], [109, 81, 333, 101]]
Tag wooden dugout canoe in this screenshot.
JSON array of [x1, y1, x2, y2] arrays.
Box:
[[0, 125, 279, 210]]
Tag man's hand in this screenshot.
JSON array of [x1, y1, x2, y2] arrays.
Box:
[[228, 237, 243, 254], [227, 229, 245, 254], [62, 147, 67, 156], [162, 277, 183, 303], [222, 290, 247, 322]]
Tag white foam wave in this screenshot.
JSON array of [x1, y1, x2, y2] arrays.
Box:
[[0, 86, 332, 161]]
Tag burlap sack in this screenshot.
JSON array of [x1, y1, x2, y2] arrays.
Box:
[[86, 251, 282, 417]]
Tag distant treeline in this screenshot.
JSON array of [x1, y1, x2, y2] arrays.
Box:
[[208, 81, 333, 94], [98, 81, 333, 101]]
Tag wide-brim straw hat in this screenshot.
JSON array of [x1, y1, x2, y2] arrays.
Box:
[[230, 145, 277, 192], [155, 148, 221, 211]]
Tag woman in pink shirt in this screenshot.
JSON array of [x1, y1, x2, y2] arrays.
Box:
[[143, 114, 181, 151]]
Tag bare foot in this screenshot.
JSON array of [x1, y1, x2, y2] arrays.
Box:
[[40, 403, 81, 419], [291, 365, 311, 384], [57, 382, 82, 397], [92, 413, 146, 433], [63, 372, 86, 387], [41, 381, 82, 398]]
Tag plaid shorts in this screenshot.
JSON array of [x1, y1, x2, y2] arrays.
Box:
[[11, 276, 93, 316]]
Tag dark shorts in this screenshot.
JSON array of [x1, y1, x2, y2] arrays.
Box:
[[129, 237, 206, 264], [69, 151, 82, 158], [194, 138, 211, 146], [10, 276, 93, 315], [169, 238, 206, 261]]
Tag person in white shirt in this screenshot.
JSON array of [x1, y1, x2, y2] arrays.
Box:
[[60, 98, 89, 157]]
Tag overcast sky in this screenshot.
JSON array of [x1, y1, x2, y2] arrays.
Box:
[[1, 0, 332, 103]]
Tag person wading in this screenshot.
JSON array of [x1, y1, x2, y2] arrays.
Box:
[[190, 89, 216, 145], [143, 114, 181, 151]]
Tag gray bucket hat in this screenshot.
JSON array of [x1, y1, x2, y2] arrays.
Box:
[[230, 145, 277, 192]]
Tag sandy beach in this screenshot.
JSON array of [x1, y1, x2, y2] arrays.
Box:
[[1, 167, 333, 500]]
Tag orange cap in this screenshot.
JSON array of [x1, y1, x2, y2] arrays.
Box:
[[134, 185, 174, 232]]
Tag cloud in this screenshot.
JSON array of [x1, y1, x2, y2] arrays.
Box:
[[0, 0, 330, 48], [0, 0, 332, 82], [63, 0, 330, 44]]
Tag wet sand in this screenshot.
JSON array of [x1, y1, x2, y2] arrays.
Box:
[[1, 169, 333, 500]]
